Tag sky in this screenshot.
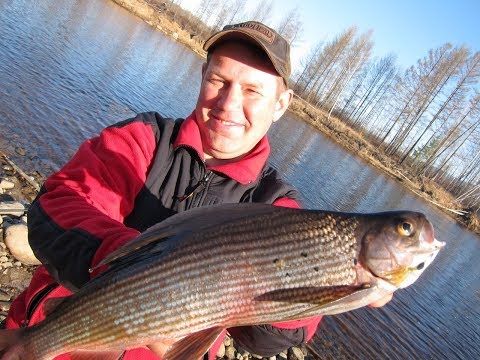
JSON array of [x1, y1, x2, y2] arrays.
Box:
[[180, 0, 480, 71]]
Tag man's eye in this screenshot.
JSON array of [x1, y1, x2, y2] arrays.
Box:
[[208, 78, 223, 85], [246, 88, 261, 95]]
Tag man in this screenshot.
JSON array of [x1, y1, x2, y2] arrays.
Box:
[[6, 21, 391, 359]]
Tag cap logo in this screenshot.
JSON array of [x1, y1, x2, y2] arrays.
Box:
[[232, 22, 275, 44]]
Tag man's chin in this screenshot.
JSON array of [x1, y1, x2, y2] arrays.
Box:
[[204, 145, 246, 163]]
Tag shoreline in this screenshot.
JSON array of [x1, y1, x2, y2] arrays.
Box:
[[109, 0, 479, 235]]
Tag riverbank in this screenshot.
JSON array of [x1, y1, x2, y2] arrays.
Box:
[[0, 152, 40, 327], [110, 0, 479, 234]]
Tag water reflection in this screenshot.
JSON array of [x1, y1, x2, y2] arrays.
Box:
[[1, 0, 201, 172], [269, 113, 480, 359]]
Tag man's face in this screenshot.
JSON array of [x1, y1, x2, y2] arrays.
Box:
[[195, 41, 292, 162]]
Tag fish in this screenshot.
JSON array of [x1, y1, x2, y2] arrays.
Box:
[[0, 203, 445, 360]]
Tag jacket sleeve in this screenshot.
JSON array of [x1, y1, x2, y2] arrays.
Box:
[[225, 197, 322, 357], [28, 115, 158, 291]]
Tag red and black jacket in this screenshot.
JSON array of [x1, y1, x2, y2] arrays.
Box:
[[8, 112, 321, 358]]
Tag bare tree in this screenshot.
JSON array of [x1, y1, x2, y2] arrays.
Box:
[[248, 0, 274, 24], [430, 118, 480, 181], [398, 47, 475, 164], [292, 41, 324, 94], [320, 29, 374, 117], [224, 0, 248, 25], [344, 54, 398, 128], [196, 0, 215, 24], [300, 27, 358, 104], [382, 43, 456, 153], [420, 93, 480, 174], [445, 143, 480, 199], [276, 6, 303, 47], [210, 0, 230, 32]]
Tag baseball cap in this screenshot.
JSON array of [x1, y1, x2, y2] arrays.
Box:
[[203, 21, 291, 86]]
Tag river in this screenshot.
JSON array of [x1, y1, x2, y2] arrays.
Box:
[[0, 1, 479, 359]]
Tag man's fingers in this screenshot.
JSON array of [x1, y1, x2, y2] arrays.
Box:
[[147, 338, 177, 357], [369, 293, 394, 308]]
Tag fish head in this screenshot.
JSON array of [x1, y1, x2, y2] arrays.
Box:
[[360, 211, 445, 289]]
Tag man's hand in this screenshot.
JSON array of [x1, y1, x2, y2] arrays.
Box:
[[146, 338, 178, 357], [369, 293, 394, 308]]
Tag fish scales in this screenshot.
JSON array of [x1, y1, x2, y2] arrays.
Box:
[[159, 212, 355, 319], [0, 203, 444, 360], [30, 210, 362, 357], [140, 214, 350, 320]]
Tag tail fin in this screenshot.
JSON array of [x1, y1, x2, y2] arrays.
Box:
[[0, 328, 28, 360]]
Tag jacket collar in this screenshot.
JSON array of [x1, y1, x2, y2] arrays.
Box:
[[173, 112, 270, 184]]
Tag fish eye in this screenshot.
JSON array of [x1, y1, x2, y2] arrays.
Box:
[[416, 262, 425, 270], [397, 221, 414, 236]]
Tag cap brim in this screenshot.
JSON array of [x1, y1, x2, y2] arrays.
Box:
[[204, 30, 288, 85]]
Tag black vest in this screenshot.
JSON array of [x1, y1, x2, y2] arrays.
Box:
[[123, 113, 301, 232]]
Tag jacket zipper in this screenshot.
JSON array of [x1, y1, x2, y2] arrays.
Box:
[[177, 170, 213, 202], [22, 282, 59, 327]]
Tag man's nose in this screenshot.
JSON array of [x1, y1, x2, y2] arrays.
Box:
[[218, 85, 242, 111]]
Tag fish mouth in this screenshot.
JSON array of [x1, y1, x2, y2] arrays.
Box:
[[411, 237, 445, 270], [413, 220, 445, 272], [395, 233, 445, 288]]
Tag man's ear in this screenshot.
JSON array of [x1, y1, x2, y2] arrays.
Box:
[[201, 62, 207, 81], [273, 89, 294, 122]]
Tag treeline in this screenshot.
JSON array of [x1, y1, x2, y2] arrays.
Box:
[[144, 0, 303, 46], [295, 29, 480, 213], [146, 0, 480, 214]]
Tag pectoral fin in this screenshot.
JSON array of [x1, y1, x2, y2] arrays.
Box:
[[163, 327, 225, 360], [254, 285, 364, 304], [255, 285, 383, 319]]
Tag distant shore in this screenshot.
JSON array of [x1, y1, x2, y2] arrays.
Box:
[[109, 0, 479, 234]]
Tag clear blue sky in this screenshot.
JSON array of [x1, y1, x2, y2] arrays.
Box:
[[181, 0, 479, 70], [281, 0, 480, 70]]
